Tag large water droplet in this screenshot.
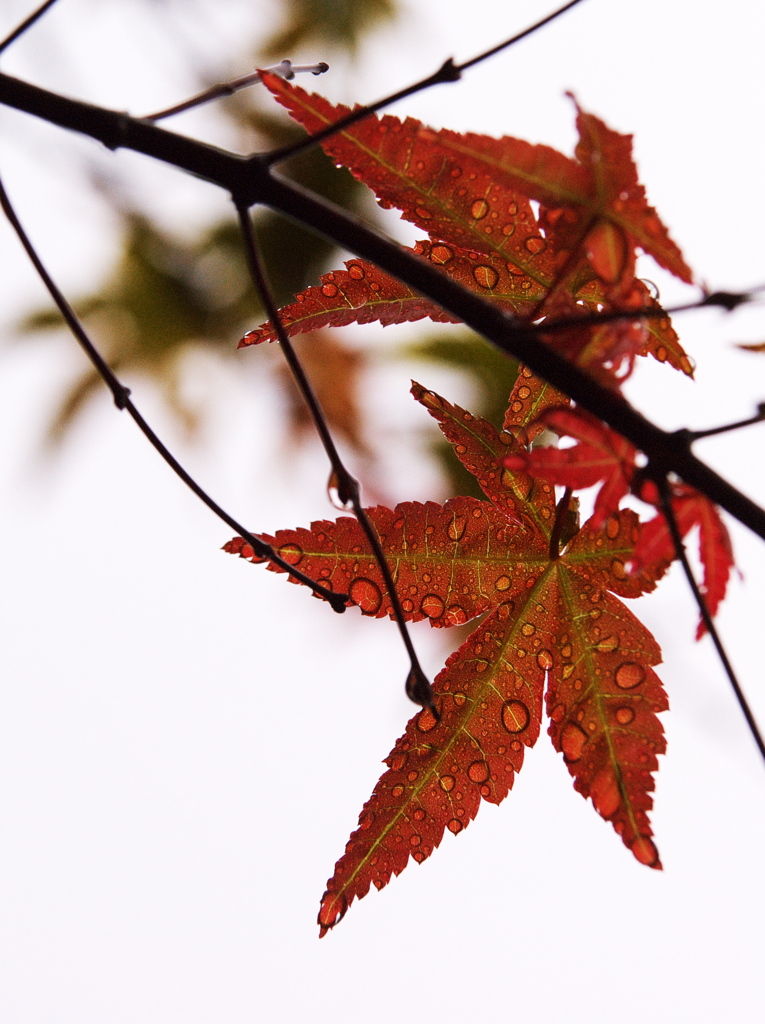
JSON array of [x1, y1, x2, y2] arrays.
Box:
[[473, 264, 499, 289], [447, 819, 464, 835], [430, 244, 453, 265], [416, 707, 439, 733], [615, 662, 645, 689], [318, 891, 347, 935], [537, 649, 554, 670], [468, 759, 490, 784], [392, 784, 405, 798], [445, 604, 468, 626], [447, 516, 467, 541], [606, 515, 620, 539], [439, 774, 455, 792], [615, 706, 635, 725], [420, 593, 445, 619], [348, 263, 365, 280], [277, 543, 303, 566], [591, 768, 620, 818], [631, 835, 659, 867], [596, 635, 620, 653], [501, 699, 530, 734], [471, 198, 490, 220], [561, 721, 588, 762], [524, 236, 546, 255], [321, 282, 338, 297], [349, 577, 383, 614], [494, 575, 512, 592]]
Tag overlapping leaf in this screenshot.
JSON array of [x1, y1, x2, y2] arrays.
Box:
[[251, 72, 691, 377], [225, 372, 670, 934]]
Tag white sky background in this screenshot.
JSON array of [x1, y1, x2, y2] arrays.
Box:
[[0, 0, 764, 1020]]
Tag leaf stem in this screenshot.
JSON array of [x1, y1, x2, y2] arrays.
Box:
[[653, 473, 765, 766], [234, 202, 435, 712], [0, 173, 347, 611]]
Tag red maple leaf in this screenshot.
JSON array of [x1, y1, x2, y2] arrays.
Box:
[[632, 484, 735, 639], [248, 72, 693, 379], [225, 373, 670, 934]]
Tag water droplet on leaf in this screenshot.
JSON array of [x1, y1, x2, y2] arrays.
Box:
[[468, 759, 490, 784], [615, 706, 635, 725], [615, 662, 645, 689], [277, 543, 303, 566], [561, 721, 588, 762], [501, 699, 530, 734], [349, 577, 383, 614], [447, 516, 467, 541], [473, 264, 499, 289]]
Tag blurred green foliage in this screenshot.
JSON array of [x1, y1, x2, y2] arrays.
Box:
[[261, 0, 397, 58]]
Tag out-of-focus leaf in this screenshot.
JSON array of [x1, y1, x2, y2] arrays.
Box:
[[276, 330, 371, 457], [18, 137, 368, 444], [261, 0, 397, 59]]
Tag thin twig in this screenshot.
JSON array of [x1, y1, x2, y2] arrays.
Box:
[[537, 287, 765, 336], [653, 473, 765, 765], [263, 0, 587, 165], [234, 200, 436, 712], [683, 405, 765, 442], [143, 60, 329, 122], [0, 173, 347, 611], [0, 0, 59, 56]]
